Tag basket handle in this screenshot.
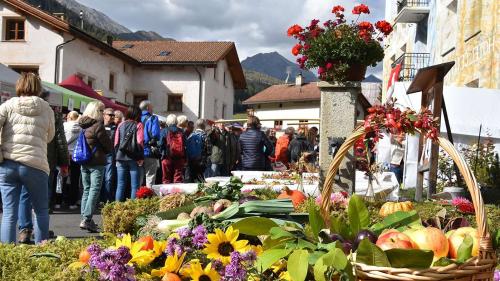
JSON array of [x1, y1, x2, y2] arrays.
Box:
[[320, 128, 493, 254]]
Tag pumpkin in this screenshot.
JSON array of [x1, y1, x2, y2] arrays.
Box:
[[79, 249, 91, 264], [137, 235, 154, 251], [162, 273, 182, 281], [379, 201, 414, 217], [277, 187, 306, 207]]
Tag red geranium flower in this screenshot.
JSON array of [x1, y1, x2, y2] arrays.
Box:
[[332, 5, 345, 14], [375, 20, 393, 35], [352, 4, 370, 15], [136, 186, 155, 199], [291, 44, 303, 56], [287, 24, 304, 37], [358, 21, 374, 32]]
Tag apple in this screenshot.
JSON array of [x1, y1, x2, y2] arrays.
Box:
[[447, 227, 479, 259], [403, 227, 449, 259], [376, 229, 414, 251]]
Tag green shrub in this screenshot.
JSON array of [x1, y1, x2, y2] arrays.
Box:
[[101, 198, 160, 235]]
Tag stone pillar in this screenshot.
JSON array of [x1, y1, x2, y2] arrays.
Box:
[[318, 81, 360, 194]]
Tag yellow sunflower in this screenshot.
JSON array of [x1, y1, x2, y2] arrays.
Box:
[[181, 260, 220, 281], [151, 252, 186, 277], [114, 234, 156, 266], [279, 271, 292, 281], [153, 240, 167, 258], [203, 226, 249, 265], [251, 245, 264, 256]]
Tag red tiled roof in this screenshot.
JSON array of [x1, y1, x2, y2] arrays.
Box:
[[113, 41, 233, 64], [243, 83, 320, 104]]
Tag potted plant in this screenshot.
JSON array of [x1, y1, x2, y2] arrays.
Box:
[[287, 4, 393, 82]]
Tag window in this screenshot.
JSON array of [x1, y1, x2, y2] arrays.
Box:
[[223, 71, 227, 87], [133, 94, 148, 106], [10, 65, 38, 74], [109, 72, 115, 92], [87, 77, 95, 89], [213, 99, 218, 118], [168, 94, 183, 112], [222, 103, 227, 119], [213, 66, 218, 81], [123, 63, 127, 73], [5, 19, 25, 41], [274, 120, 283, 130]]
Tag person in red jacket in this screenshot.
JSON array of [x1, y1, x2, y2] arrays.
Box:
[[274, 127, 295, 167]]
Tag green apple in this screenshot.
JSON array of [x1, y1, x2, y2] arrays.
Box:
[[446, 227, 479, 259]]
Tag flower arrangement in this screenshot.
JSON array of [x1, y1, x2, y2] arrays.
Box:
[[288, 3, 393, 82], [136, 186, 155, 199], [451, 197, 475, 214]]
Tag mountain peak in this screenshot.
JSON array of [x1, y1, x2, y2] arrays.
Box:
[[241, 52, 317, 83]]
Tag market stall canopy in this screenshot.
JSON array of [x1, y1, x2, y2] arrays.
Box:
[[0, 63, 19, 100], [59, 74, 127, 111], [42, 81, 95, 111]]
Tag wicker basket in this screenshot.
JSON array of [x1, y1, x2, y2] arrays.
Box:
[[320, 126, 497, 281]]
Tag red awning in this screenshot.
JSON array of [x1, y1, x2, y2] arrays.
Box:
[[59, 74, 127, 112]]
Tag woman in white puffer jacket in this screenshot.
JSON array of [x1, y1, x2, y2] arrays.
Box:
[[63, 111, 81, 209], [0, 73, 55, 244]]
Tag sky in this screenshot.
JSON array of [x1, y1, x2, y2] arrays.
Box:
[[78, 0, 386, 77]]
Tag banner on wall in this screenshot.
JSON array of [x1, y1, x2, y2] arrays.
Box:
[[385, 63, 402, 104], [80, 101, 87, 113], [68, 98, 74, 111]]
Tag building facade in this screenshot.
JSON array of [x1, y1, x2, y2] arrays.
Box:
[[382, 0, 499, 93], [0, 0, 245, 120]]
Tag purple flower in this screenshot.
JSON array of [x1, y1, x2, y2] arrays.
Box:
[[192, 225, 208, 248], [219, 250, 257, 281], [177, 227, 192, 239], [494, 270, 500, 281], [242, 250, 257, 263], [88, 246, 135, 281]]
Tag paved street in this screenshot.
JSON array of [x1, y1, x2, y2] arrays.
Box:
[[0, 208, 103, 240]]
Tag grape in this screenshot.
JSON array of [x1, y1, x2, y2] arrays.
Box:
[[353, 229, 378, 251]]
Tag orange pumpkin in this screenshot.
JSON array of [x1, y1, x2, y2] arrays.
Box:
[[137, 235, 154, 251], [277, 187, 306, 207], [162, 273, 182, 281], [79, 249, 91, 264], [379, 201, 414, 217]]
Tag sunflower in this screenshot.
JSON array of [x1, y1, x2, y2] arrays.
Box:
[[153, 240, 167, 258], [151, 252, 186, 277], [279, 271, 292, 281], [203, 226, 249, 265], [182, 260, 220, 281], [114, 234, 156, 266]]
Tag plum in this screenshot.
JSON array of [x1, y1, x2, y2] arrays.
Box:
[[329, 233, 345, 243], [342, 241, 353, 254], [353, 229, 378, 251]]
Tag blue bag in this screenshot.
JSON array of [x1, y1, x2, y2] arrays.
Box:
[[186, 132, 203, 160], [72, 130, 96, 164]]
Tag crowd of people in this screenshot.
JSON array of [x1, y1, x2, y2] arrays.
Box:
[[0, 73, 320, 244]]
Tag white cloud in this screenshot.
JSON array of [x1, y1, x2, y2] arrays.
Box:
[[78, 0, 385, 75]]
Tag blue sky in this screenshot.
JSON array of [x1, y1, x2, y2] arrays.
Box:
[[78, 0, 386, 77]]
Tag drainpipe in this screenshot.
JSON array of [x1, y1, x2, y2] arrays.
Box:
[[54, 38, 76, 83], [194, 67, 203, 118]]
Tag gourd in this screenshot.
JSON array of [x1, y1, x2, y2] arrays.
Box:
[[379, 201, 414, 217], [277, 187, 306, 207]]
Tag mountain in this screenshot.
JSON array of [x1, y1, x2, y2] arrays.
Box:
[[363, 74, 382, 83], [25, 0, 170, 41], [241, 52, 317, 83], [234, 70, 283, 113]]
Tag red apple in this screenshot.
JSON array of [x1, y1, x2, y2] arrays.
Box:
[[447, 227, 479, 259], [404, 227, 449, 259], [376, 229, 415, 251]]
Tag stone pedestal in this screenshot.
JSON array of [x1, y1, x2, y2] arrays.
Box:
[[318, 81, 360, 194]]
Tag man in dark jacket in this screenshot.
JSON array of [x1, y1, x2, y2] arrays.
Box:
[[140, 100, 161, 187], [239, 116, 274, 171], [185, 119, 210, 182], [101, 108, 117, 202], [208, 124, 227, 177], [18, 109, 69, 243]]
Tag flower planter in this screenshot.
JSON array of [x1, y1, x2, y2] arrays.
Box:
[[344, 64, 367, 82]]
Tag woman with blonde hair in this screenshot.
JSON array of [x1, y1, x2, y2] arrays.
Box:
[[63, 111, 81, 210], [0, 73, 55, 243], [77, 101, 113, 232]]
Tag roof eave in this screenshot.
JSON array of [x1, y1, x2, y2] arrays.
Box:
[[243, 98, 320, 105]]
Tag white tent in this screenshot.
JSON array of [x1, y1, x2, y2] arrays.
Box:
[[377, 82, 500, 188], [0, 63, 19, 101]]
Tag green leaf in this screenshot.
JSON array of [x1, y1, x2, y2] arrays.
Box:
[[269, 227, 295, 240], [309, 251, 326, 265], [457, 234, 473, 262], [356, 239, 391, 267], [370, 210, 421, 235], [347, 194, 370, 235], [231, 217, 279, 236], [309, 204, 325, 239], [493, 229, 500, 250], [313, 248, 348, 281], [288, 250, 310, 281], [212, 203, 240, 220], [433, 257, 456, 266], [30, 252, 61, 259], [255, 248, 292, 272], [385, 249, 433, 268], [330, 216, 353, 241], [297, 239, 316, 250]]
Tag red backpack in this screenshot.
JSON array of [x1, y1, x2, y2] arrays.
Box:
[[167, 130, 185, 159]]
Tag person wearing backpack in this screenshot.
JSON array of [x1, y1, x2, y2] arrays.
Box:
[[0, 73, 55, 244], [63, 111, 81, 210], [185, 119, 210, 183], [77, 101, 113, 232], [289, 127, 312, 164], [114, 106, 144, 202], [139, 100, 161, 187], [159, 114, 186, 183]]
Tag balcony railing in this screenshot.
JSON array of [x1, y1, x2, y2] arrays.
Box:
[[395, 0, 430, 23], [391, 53, 430, 81]]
